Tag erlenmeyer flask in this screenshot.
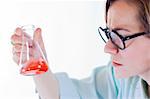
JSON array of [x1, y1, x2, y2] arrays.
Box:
[[19, 25, 48, 76]]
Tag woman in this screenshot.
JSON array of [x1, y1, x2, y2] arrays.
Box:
[[11, 0, 150, 99]]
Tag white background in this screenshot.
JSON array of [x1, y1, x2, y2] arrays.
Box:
[[0, 0, 110, 99]]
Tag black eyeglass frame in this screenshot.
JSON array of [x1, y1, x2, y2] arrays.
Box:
[[98, 27, 148, 50]]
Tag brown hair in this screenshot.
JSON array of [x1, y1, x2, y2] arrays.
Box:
[[105, 0, 150, 33]]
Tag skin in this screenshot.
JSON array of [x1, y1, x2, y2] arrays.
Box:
[[11, 28, 47, 64], [11, 1, 150, 97], [11, 28, 59, 99], [105, 0, 150, 95]]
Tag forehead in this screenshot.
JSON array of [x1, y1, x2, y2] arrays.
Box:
[[107, 1, 141, 30]]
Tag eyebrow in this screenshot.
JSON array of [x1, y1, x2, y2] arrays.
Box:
[[106, 27, 131, 36], [112, 27, 130, 32]]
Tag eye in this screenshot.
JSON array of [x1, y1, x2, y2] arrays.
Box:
[[110, 31, 124, 48], [117, 29, 131, 36]]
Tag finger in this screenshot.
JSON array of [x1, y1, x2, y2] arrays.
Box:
[[15, 27, 22, 36], [11, 34, 23, 45], [11, 34, 32, 45], [33, 28, 42, 43], [11, 27, 33, 45], [12, 52, 27, 65], [33, 28, 47, 56], [12, 44, 22, 53], [15, 27, 32, 39], [12, 53, 20, 65], [11, 27, 22, 45], [12, 44, 27, 53]]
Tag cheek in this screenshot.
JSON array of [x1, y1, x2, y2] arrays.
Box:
[[121, 42, 150, 70], [120, 45, 148, 66], [120, 48, 135, 64], [116, 49, 149, 78]]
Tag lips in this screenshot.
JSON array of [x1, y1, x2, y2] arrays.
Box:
[[112, 61, 123, 67]]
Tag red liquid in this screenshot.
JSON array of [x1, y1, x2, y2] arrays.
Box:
[[20, 58, 48, 76]]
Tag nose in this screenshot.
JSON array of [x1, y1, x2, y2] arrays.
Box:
[[104, 40, 119, 55]]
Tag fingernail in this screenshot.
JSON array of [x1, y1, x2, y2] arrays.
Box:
[[36, 28, 41, 33]]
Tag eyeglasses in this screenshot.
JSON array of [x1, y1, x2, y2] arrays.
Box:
[[98, 27, 148, 50]]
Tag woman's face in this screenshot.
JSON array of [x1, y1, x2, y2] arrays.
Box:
[[105, 1, 150, 78]]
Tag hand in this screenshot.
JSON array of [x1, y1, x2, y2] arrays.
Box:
[[11, 27, 47, 65]]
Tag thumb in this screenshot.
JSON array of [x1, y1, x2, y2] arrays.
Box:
[[33, 28, 47, 58]]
